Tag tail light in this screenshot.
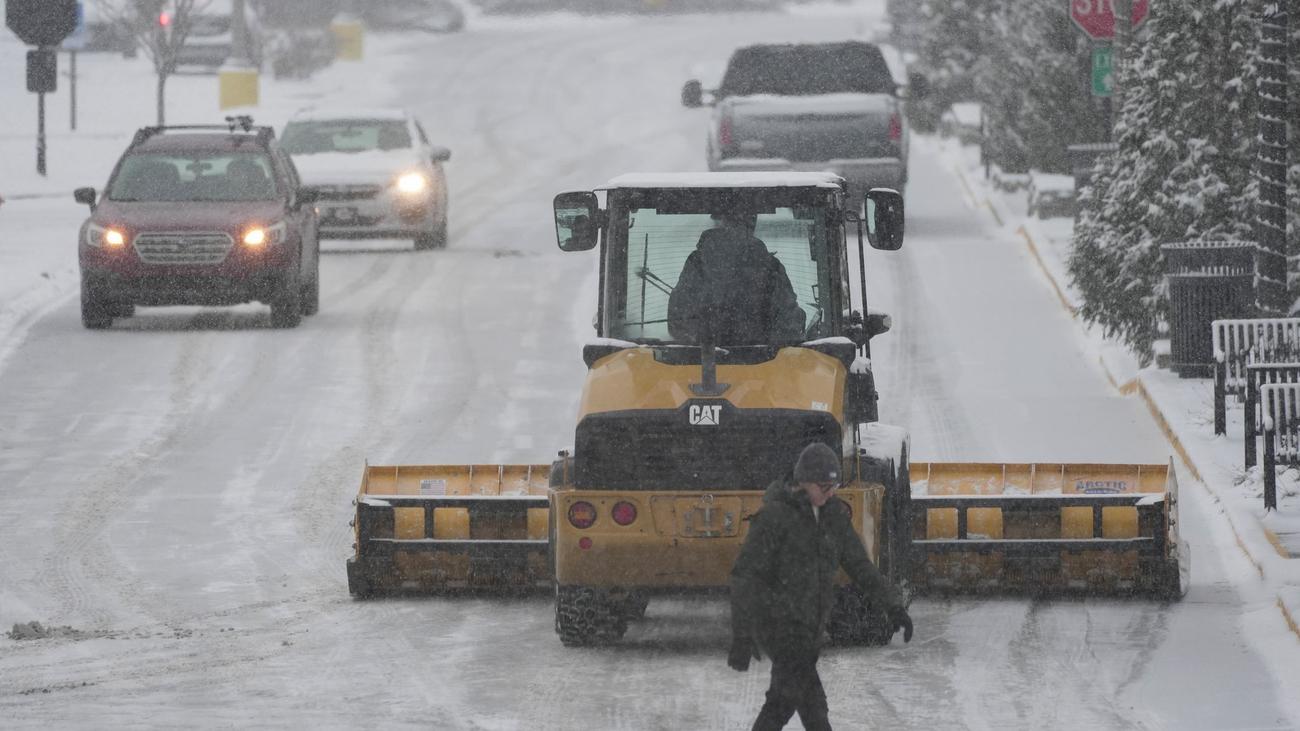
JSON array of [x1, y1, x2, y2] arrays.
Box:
[[568, 501, 597, 529], [889, 113, 902, 142], [719, 109, 733, 148], [611, 501, 637, 526]]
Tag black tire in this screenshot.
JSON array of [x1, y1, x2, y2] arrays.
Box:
[[622, 592, 649, 621], [555, 586, 628, 646], [109, 303, 136, 318], [270, 276, 302, 328], [827, 585, 893, 646], [346, 557, 374, 598], [81, 283, 113, 330], [415, 213, 448, 251], [301, 258, 320, 316]]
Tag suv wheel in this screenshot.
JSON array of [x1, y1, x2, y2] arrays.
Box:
[[414, 213, 448, 251], [300, 258, 320, 317], [270, 276, 303, 328], [81, 283, 113, 330]]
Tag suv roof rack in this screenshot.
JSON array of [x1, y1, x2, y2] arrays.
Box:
[[129, 116, 276, 150]]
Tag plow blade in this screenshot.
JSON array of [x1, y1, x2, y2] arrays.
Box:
[[909, 461, 1186, 599], [347, 464, 552, 595]]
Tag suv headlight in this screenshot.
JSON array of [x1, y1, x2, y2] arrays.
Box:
[[395, 171, 429, 195], [86, 223, 127, 248], [243, 220, 288, 247]]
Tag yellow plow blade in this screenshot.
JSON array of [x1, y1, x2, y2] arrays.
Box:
[[908, 461, 1186, 598], [347, 464, 552, 595]]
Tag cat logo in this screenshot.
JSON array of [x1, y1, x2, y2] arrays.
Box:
[[688, 403, 722, 426]]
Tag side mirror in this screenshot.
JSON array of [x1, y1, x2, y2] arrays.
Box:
[[429, 145, 451, 163], [74, 187, 97, 211], [554, 191, 600, 252], [295, 187, 320, 206], [681, 79, 703, 108], [864, 188, 904, 251], [865, 311, 892, 339], [905, 70, 930, 100]]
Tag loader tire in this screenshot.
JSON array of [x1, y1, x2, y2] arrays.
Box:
[[621, 592, 649, 621], [555, 586, 627, 646], [827, 585, 893, 646]]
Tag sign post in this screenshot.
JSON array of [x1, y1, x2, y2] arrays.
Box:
[[1091, 45, 1113, 97], [6, 0, 79, 175]]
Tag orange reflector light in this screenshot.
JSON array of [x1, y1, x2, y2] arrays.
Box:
[[104, 229, 126, 247], [611, 501, 637, 526], [578, 537, 593, 550], [568, 501, 596, 529]]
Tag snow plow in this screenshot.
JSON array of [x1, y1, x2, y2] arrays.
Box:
[[346, 172, 1186, 644]]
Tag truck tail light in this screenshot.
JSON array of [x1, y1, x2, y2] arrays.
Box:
[[611, 501, 637, 526], [568, 501, 597, 529], [889, 113, 902, 142], [719, 110, 733, 148]]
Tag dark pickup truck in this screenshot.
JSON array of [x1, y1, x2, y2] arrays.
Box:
[[683, 41, 916, 196]]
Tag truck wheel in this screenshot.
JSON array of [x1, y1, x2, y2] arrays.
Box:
[[109, 303, 136, 318], [555, 586, 627, 646], [270, 277, 303, 328], [827, 585, 892, 646], [81, 284, 113, 329]]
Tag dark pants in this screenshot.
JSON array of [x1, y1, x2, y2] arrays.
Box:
[[751, 646, 830, 731]]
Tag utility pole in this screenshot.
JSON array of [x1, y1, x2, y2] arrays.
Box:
[[1256, 2, 1289, 327]]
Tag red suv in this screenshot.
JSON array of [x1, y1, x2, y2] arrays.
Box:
[[74, 120, 320, 329]]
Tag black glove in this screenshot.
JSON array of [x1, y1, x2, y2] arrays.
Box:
[[728, 637, 753, 672], [888, 606, 913, 643]]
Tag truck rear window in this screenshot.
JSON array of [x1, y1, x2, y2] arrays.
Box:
[[720, 42, 895, 97]]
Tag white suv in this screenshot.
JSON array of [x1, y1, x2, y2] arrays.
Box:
[[280, 108, 452, 250]]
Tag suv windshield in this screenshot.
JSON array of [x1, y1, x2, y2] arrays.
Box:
[[603, 189, 844, 346], [719, 42, 895, 97], [108, 152, 279, 202], [280, 120, 412, 155]]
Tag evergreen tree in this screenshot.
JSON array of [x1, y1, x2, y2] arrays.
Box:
[[1069, 0, 1277, 359]]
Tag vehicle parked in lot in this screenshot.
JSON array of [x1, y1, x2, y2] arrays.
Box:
[[74, 119, 321, 329], [939, 101, 983, 146], [280, 108, 452, 250], [682, 41, 918, 197], [1026, 171, 1077, 219]]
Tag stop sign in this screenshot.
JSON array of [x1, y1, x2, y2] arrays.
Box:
[[1071, 0, 1149, 40], [5, 0, 79, 47]]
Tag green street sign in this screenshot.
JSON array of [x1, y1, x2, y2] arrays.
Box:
[[1092, 45, 1113, 97]]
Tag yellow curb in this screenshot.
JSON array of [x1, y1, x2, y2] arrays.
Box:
[[952, 165, 978, 207], [1263, 526, 1296, 559], [1132, 378, 1268, 577], [1017, 226, 1080, 319], [984, 200, 1003, 226], [1279, 597, 1300, 641]]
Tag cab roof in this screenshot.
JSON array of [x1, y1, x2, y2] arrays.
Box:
[[599, 172, 845, 191]]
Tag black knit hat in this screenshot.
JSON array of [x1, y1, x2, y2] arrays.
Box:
[[794, 442, 841, 484]]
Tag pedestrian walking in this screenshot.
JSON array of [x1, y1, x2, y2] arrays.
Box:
[[728, 442, 912, 731]]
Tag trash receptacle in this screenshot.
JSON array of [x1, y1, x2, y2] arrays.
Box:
[[1162, 241, 1257, 377]]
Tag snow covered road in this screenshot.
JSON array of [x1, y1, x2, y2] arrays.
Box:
[[2, 6, 1297, 729]]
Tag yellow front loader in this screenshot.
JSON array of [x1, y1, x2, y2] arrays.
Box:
[[345, 173, 1187, 645]]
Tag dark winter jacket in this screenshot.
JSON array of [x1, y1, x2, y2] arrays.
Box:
[[730, 477, 904, 653], [666, 227, 805, 345]]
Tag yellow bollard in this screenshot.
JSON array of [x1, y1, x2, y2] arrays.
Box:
[[218, 66, 259, 110], [331, 18, 364, 61]]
